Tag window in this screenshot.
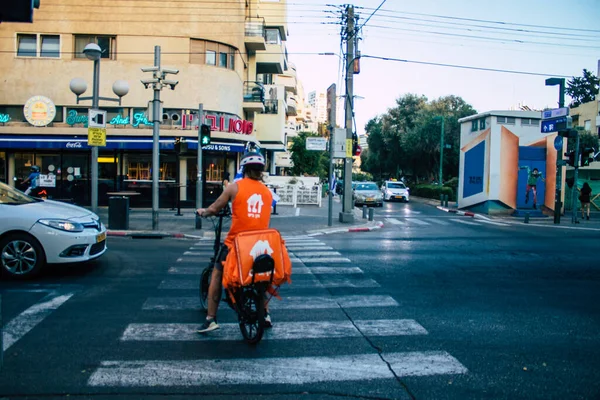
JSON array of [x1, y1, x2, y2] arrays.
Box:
[[74, 35, 116, 59], [479, 119, 485, 130], [506, 117, 515, 124], [265, 29, 280, 44], [471, 120, 478, 132], [219, 52, 227, 68], [190, 39, 236, 70], [497, 116, 506, 123], [497, 116, 515, 124], [17, 33, 60, 58], [521, 118, 539, 126], [584, 120, 591, 130], [230, 52, 235, 70], [206, 50, 216, 65]]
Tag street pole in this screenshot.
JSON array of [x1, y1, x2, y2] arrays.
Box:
[[439, 117, 444, 186], [571, 132, 580, 224], [327, 84, 336, 227], [548, 78, 566, 224], [340, 4, 355, 223], [151, 46, 161, 230], [196, 104, 204, 210], [91, 57, 100, 214]]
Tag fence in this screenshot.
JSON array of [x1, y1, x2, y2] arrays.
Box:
[[274, 185, 322, 207]]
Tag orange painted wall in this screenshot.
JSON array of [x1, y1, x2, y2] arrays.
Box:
[[499, 126, 519, 209], [544, 134, 558, 209]]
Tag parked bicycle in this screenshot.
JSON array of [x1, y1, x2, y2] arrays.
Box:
[[197, 206, 276, 344]]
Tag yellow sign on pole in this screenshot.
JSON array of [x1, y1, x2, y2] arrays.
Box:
[[346, 138, 353, 158], [88, 127, 107, 147]]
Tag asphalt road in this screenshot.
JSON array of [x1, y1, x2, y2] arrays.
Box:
[[1, 199, 599, 399]]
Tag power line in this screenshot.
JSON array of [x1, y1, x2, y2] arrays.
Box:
[[361, 54, 573, 78]]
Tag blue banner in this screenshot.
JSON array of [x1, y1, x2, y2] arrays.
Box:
[[463, 141, 485, 198]]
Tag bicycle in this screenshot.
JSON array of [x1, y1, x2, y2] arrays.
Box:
[[197, 207, 275, 344]]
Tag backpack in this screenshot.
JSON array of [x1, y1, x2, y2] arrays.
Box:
[[222, 228, 292, 290]]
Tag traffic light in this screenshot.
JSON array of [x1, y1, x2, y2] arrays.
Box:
[[352, 131, 361, 156], [200, 124, 211, 146], [581, 147, 595, 167], [565, 150, 575, 167], [0, 0, 40, 23]]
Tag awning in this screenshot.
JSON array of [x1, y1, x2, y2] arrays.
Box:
[[259, 143, 286, 152]]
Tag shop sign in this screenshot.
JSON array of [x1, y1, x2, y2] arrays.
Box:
[[201, 143, 237, 152], [66, 141, 84, 148], [88, 127, 107, 147], [0, 114, 10, 123], [38, 174, 56, 188], [24, 95, 56, 127], [181, 113, 253, 135], [67, 110, 152, 128]]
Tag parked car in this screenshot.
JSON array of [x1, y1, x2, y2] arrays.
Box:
[[0, 181, 107, 279], [382, 180, 410, 202], [353, 182, 383, 207]]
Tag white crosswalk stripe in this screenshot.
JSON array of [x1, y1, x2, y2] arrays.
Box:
[[426, 218, 450, 225], [450, 218, 481, 226], [405, 218, 430, 225], [88, 233, 468, 389], [386, 218, 403, 225], [476, 219, 510, 227]]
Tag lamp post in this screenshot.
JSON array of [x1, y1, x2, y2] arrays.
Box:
[[545, 77, 566, 224], [434, 116, 445, 186], [69, 43, 129, 214]]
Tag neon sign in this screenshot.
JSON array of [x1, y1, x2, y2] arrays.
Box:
[[66, 110, 88, 126], [67, 110, 152, 128], [0, 114, 10, 123], [181, 114, 253, 135]]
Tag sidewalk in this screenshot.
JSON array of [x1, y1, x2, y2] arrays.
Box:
[[96, 197, 383, 239]]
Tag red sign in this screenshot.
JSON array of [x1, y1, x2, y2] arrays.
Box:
[[181, 114, 253, 135]]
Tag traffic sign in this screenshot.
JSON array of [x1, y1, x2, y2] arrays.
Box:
[[541, 116, 568, 133], [542, 107, 568, 120], [88, 127, 107, 146], [306, 137, 327, 151], [553, 135, 563, 151], [88, 110, 107, 128]]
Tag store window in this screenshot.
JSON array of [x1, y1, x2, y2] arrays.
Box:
[[0, 152, 5, 183], [125, 154, 175, 181], [74, 35, 116, 60]]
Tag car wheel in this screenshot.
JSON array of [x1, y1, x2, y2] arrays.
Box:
[[0, 233, 46, 280]]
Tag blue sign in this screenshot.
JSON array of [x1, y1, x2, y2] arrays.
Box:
[[553, 135, 563, 151], [541, 116, 567, 133], [0, 114, 10, 123], [542, 107, 568, 120], [463, 141, 485, 198]]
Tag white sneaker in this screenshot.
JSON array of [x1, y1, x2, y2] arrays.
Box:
[[264, 313, 273, 328], [197, 318, 219, 333]]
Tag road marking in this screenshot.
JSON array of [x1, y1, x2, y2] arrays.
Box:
[[309, 266, 363, 274], [294, 251, 342, 257], [287, 244, 330, 249], [425, 219, 450, 226], [121, 319, 427, 342], [405, 218, 429, 225], [3, 290, 75, 351], [295, 207, 301, 216], [158, 278, 332, 290], [385, 218, 403, 225], [184, 251, 215, 256], [476, 219, 509, 227], [450, 218, 480, 226], [300, 257, 351, 263], [320, 277, 380, 288], [142, 294, 399, 311], [88, 351, 467, 387]]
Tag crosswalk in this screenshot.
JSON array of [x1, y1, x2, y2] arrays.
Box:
[[384, 217, 510, 227], [86, 235, 468, 389]]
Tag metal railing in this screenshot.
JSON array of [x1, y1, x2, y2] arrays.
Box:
[[243, 81, 265, 102], [245, 17, 265, 37], [262, 99, 278, 114]]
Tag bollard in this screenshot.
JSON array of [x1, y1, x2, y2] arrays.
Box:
[[272, 188, 278, 215], [368, 208, 374, 221], [195, 214, 202, 229], [175, 185, 183, 216], [440, 194, 444, 206], [362, 205, 368, 219], [524, 212, 530, 224], [444, 194, 449, 208]]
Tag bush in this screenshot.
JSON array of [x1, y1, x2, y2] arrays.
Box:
[[411, 184, 454, 201]]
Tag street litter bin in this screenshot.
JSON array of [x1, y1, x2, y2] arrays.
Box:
[[108, 196, 129, 230]]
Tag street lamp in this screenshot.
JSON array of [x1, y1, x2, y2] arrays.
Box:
[[545, 77, 566, 224], [69, 43, 129, 214], [434, 116, 445, 186]]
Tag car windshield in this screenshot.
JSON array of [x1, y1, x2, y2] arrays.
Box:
[[0, 181, 39, 205], [388, 183, 406, 189], [356, 183, 378, 191]]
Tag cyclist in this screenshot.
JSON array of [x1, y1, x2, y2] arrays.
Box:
[[196, 149, 273, 333], [23, 166, 40, 195]]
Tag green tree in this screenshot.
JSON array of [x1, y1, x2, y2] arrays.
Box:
[[567, 130, 598, 154], [566, 69, 600, 107], [289, 131, 329, 180]]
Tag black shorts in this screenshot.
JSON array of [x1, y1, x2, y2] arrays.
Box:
[[214, 245, 229, 272]]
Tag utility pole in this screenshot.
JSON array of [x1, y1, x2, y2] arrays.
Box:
[[196, 104, 205, 210], [439, 117, 444, 185], [327, 84, 336, 227], [546, 77, 566, 224], [340, 4, 355, 223], [141, 45, 179, 230], [571, 132, 580, 224]]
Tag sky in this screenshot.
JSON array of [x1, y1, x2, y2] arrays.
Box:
[[284, 0, 600, 135]]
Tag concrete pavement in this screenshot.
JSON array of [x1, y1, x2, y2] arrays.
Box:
[[96, 196, 383, 238]]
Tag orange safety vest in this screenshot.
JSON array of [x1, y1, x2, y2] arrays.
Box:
[[224, 178, 273, 248]]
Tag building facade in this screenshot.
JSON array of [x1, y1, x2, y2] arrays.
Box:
[[0, 0, 297, 207]]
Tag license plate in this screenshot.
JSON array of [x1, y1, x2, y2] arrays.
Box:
[[366, 197, 374, 202], [96, 232, 106, 243], [395, 196, 404, 199]]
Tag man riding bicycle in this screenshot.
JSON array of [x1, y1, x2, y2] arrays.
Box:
[[196, 148, 273, 333]]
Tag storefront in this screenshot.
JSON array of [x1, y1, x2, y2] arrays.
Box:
[[0, 134, 246, 207]]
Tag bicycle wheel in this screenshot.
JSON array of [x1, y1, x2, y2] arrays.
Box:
[[238, 287, 265, 345], [199, 266, 212, 311]]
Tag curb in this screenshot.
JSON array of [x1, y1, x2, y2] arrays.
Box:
[[436, 206, 483, 218], [107, 230, 204, 240]]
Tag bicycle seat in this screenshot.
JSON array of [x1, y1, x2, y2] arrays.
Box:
[[253, 254, 275, 274]]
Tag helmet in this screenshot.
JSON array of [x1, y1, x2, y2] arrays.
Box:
[[30, 166, 40, 172], [240, 151, 265, 167]]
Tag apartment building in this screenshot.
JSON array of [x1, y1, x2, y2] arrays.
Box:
[[0, 0, 298, 207]]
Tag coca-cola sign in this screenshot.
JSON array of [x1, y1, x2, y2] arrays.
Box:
[[66, 142, 83, 148]]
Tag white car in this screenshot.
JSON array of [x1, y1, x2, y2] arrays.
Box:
[[0, 181, 107, 279], [382, 181, 410, 202]]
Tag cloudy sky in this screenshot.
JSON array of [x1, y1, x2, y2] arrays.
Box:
[[284, 0, 600, 134]]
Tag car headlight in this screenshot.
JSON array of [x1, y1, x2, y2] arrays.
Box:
[[386, 190, 392, 195], [375, 194, 383, 199], [38, 219, 85, 232]]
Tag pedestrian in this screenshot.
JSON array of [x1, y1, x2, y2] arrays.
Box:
[[519, 166, 545, 209], [22, 166, 40, 195], [579, 182, 592, 220]]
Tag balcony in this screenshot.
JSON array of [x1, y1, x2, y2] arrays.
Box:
[[256, 43, 285, 74], [245, 17, 266, 53], [275, 68, 297, 94], [286, 94, 298, 116], [243, 81, 265, 113]]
